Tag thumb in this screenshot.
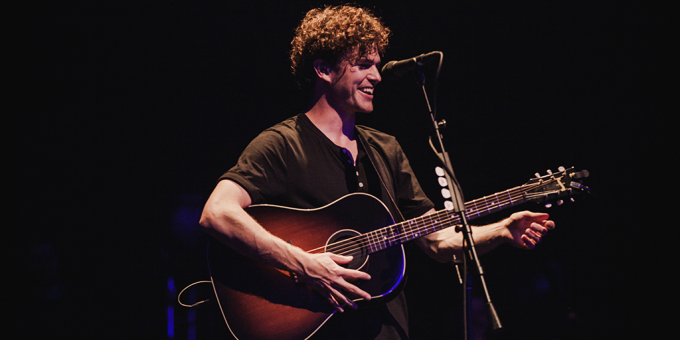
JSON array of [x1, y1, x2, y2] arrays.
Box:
[[516, 211, 549, 221], [329, 253, 353, 264]]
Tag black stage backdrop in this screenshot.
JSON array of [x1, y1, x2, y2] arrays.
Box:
[[12, 1, 672, 339]]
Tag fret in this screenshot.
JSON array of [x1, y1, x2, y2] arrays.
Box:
[[373, 230, 381, 252], [371, 229, 379, 252], [453, 213, 461, 226], [424, 216, 431, 234], [366, 233, 374, 253], [419, 217, 431, 239], [408, 219, 417, 242], [436, 212, 446, 232], [408, 219, 417, 240], [487, 193, 498, 212], [369, 228, 382, 253], [381, 228, 388, 250], [381, 227, 389, 249], [394, 223, 403, 245], [409, 218, 422, 242], [386, 226, 394, 248], [422, 215, 431, 234], [466, 207, 474, 220]]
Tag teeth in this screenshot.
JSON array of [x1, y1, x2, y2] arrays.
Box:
[[360, 88, 374, 95]]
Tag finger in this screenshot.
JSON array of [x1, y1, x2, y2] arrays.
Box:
[[525, 212, 550, 222], [325, 292, 344, 312], [525, 228, 542, 242], [530, 222, 548, 236], [544, 220, 556, 230], [521, 234, 536, 249], [340, 267, 371, 281], [334, 277, 372, 301], [329, 253, 353, 264], [513, 211, 549, 220], [328, 285, 358, 310]]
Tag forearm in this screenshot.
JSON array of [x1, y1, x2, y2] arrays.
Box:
[[416, 210, 554, 262], [415, 220, 509, 263], [200, 205, 307, 274], [199, 180, 308, 275], [199, 180, 373, 310]]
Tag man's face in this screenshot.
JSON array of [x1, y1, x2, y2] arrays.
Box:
[[327, 49, 382, 115]]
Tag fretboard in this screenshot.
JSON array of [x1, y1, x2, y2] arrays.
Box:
[[362, 183, 541, 254]]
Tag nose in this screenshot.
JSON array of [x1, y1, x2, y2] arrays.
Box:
[[369, 65, 381, 84]]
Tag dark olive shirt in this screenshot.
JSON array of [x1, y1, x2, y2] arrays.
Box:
[[220, 113, 434, 339]]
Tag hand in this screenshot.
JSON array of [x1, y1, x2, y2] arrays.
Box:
[[299, 253, 372, 312], [503, 211, 555, 249]]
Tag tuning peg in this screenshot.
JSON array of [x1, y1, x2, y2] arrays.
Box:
[[573, 170, 590, 179], [557, 199, 564, 206], [545, 202, 552, 208], [441, 188, 451, 199], [535, 173, 541, 178], [547, 169, 553, 175], [558, 166, 566, 172], [570, 197, 575, 202]]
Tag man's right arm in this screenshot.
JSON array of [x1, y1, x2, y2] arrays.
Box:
[[199, 179, 371, 312]]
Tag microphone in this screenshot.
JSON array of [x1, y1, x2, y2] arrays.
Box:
[[381, 51, 441, 80]]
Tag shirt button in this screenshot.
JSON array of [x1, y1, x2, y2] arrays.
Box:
[[359, 182, 364, 188], [356, 171, 359, 176]]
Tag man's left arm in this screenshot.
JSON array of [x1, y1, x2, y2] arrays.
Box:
[[415, 209, 556, 263]]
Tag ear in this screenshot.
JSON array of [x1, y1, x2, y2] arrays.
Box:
[[312, 59, 332, 83]]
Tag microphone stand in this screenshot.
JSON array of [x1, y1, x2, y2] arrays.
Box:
[[414, 61, 502, 340]]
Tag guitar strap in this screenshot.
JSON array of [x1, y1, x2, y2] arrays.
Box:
[[357, 130, 406, 223]]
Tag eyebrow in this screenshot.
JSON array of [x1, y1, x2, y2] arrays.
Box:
[[356, 57, 381, 67]]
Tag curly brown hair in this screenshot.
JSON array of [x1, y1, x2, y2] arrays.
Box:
[[290, 5, 391, 87]]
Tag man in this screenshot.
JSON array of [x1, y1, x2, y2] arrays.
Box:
[[200, 5, 554, 339]]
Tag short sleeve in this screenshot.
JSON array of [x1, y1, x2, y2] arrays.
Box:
[[391, 140, 434, 220], [219, 129, 289, 205]]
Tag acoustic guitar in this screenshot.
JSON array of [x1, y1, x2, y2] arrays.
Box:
[[208, 167, 589, 340]]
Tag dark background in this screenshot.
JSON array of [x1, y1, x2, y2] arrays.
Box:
[[13, 1, 672, 339]]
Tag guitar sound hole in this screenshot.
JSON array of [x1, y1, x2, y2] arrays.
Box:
[[326, 229, 368, 271]]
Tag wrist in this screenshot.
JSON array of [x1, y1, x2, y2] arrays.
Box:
[[495, 218, 513, 242], [285, 245, 310, 276]]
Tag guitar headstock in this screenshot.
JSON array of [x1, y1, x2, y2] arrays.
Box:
[[524, 166, 590, 207]]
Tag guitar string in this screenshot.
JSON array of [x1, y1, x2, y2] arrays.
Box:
[[311, 181, 547, 256], [312, 177, 560, 256], [360, 182, 564, 253], [352, 184, 566, 255], [306, 180, 554, 256], [327, 177, 569, 257]]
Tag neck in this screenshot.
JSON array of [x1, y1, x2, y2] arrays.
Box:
[[305, 92, 357, 146]]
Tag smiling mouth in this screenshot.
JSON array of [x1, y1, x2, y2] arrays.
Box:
[[359, 87, 374, 95]]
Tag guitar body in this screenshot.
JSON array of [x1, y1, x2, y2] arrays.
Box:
[[208, 193, 405, 340]]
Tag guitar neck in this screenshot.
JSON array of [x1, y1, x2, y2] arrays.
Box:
[[363, 183, 539, 254]]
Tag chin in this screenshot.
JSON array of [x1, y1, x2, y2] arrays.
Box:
[[358, 105, 374, 113]]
